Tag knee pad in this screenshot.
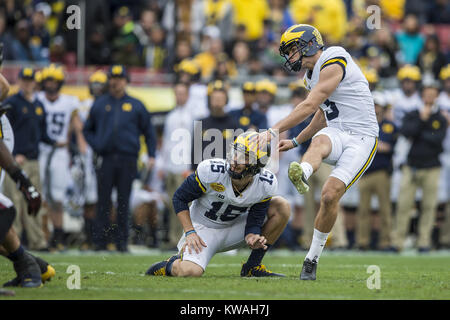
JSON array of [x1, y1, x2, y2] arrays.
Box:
[[0, 206, 16, 243]]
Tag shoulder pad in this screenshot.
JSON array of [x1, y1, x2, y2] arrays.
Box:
[[258, 168, 278, 200], [196, 158, 227, 185]]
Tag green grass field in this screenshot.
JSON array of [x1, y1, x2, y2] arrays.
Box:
[[1, 249, 449, 300]]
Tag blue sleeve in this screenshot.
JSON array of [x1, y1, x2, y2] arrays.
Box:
[[139, 103, 157, 158], [245, 199, 270, 236], [3, 97, 16, 125], [83, 102, 97, 150], [172, 172, 205, 214], [39, 105, 55, 145]]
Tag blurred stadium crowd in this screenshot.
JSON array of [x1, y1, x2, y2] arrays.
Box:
[[0, 0, 449, 253]]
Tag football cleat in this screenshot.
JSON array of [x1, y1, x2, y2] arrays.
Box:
[[3, 252, 42, 288], [3, 255, 54, 287], [240, 263, 285, 277], [145, 254, 180, 276], [288, 162, 310, 194], [34, 256, 56, 283], [300, 258, 317, 280]]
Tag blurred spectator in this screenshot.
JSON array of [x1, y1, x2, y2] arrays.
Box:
[[2, 68, 55, 251], [85, 25, 112, 65], [143, 24, 169, 71], [204, 0, 234, 44], [395, 14, 425, 65], [416, 35, 447, 82], [30, 2, 51, 57], [9, 19, 49, 63], [290, 0, 348, 45], [49, 35, 75, 66], [191, 80, 239, 170], [211, 52, 237, 81], [356, 92, 397, 250], [194, 26, 225, 80], [370, 27, 400, 78], [83, 65, 157, 252], [108, 6, 143, 66], [393, 84, 447, 252], [162, 0, 205, 54], [133, 9, 158, 47], [231, 40, 250, 76], [133, 10, 168, 70], [229, 82, 268, 131], [438, 65, 450, 248], [171, 38, 193, 67], [160, 82, 193, 249], [230, 0, 269, 45], [268, 0, 295, 34]]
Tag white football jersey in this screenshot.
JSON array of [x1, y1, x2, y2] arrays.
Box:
[[37, 92, 80, 143], [0, 115, 14, 188], [385, 88, 422, 128], [77, 97, 94, 123], [303, 46, 379, 137], [189, 158, 278, 229]]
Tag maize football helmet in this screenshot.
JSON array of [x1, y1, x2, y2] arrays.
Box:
[[279, 24, 324, 72], [226, 131, 271, 180]]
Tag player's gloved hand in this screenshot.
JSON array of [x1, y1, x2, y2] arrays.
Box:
[[245, 233, 268, 250], [10, 169, 42, 216], [278, 139, 295, 152], [183, 231, 207, 254]]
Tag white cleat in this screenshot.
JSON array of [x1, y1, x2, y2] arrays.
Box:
[[288, 162, 310, 195]]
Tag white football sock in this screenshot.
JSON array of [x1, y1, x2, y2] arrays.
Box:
[[305, 228, 329, 262], [300, 162, 313, 180]]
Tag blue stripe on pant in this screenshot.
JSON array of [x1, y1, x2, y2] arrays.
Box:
[[94, 154, 137, 251]]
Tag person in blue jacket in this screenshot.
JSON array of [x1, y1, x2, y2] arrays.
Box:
[[83, 65, 157, 252]]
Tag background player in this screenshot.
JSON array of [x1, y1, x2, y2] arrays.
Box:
[[37, 64, 87, 251], [146, 132, 290, 277], [258, 24, 379, 280], [77, 70, 108, 250]]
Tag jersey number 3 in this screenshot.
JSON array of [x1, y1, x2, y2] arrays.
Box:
[[324, 99, 339, 121]]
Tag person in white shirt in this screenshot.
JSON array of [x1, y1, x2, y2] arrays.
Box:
[[160, 81, 195, 249], [385, 65, 423, 205]]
